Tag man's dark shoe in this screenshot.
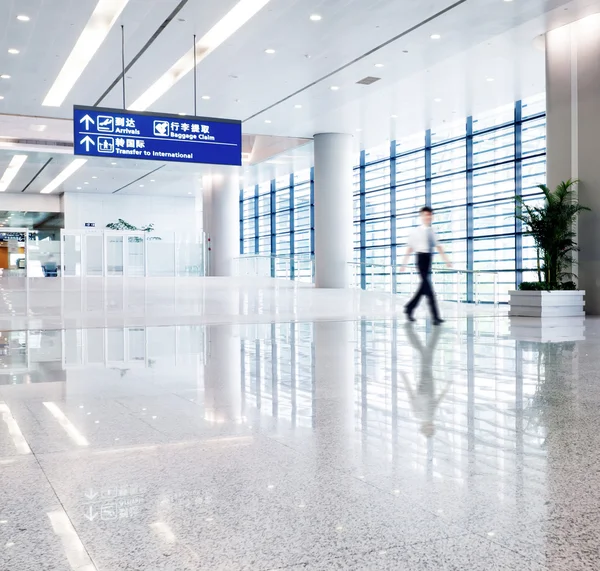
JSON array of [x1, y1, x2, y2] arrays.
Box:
[[433, 318, 445, 326], [404, 307, 416, 322]]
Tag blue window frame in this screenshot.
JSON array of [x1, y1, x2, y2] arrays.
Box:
[[240, 96, 546, 302]]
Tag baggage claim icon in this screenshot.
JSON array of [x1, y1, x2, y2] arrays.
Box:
[[153, 121, 170, 137]]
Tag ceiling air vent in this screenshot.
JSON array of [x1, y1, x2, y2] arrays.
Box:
[[356, 76, 381, 85]]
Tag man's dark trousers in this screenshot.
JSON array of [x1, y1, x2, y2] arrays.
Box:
[[405, 253, 440, 320]]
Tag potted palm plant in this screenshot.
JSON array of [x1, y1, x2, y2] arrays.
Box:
[[509, 179, 589, 325]]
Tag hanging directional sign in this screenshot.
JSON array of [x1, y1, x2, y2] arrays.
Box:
[[73, 105, 242, 166]]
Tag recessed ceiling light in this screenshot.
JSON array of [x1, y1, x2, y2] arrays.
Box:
[[0, 96, 4, 100], [129, 0, 272, 111], [430, 34, 441, 40], [17, 15, 30, 22], [40, 158, 87, 194], [294, 104, 302, 109], [111, 162, 117, 165], [139, 184, 144, 187], [77, 186, 82, 190], [264, 119, 272, 124], [310, 14, 322, 21], [391, 114, 398, 119], [150, 179, 155, 182], [374, 63, 384, 68], [42, 0, 129, 107], [434, 97, 442, 102], [188, 192, 193, 195], [265, 48, 275, 54], [91, 176, 97, 179], [178, 112, 186, 116], [8, 49, 19, 55], [330, 85, 339, 91], [201, 95, 211, 100], [486, 77, 495, 82], [84, 181, 89, 185], [1, 75, 11, 80], [0, 155, 28, 192]]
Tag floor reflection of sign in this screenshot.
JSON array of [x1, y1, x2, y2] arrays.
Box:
[[82, 486, 147, 522]]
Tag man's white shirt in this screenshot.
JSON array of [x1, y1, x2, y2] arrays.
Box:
[[407, 224, 439, 254]]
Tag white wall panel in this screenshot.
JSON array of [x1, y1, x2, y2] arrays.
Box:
[[62, 192, 199, 235]]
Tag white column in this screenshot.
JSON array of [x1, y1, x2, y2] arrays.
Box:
[[313, 321, 355, 468], [546, 14, 600, 314], [203, 324, 242, 423], [202, 169, 240, 277], [314, 133, 354, 288]]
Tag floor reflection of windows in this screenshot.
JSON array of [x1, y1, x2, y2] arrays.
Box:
[[241, 322, 314, 426], [356, 319, 548, 496]]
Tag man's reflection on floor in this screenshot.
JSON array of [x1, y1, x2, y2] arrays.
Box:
[[401, 323, 451, 439]]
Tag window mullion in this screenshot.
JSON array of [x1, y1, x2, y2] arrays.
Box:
[[360, 150, 367, 290], [466, 116, 474, 302]]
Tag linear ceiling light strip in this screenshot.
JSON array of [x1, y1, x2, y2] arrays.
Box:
[[129, 0, 272, 111], [94, 0, 190, 106], [43, 0, 130, 107], [0, 154, 28, 192], [40, 159, 87, 194]]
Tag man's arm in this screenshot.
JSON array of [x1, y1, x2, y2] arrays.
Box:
[[399, 246, 413, 272], [436, 244, 452, 268]]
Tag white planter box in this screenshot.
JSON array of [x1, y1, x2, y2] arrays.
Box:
[[508, 290, 585, 318]]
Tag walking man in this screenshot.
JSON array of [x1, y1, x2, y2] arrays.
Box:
[[400, 207, 452, 325]]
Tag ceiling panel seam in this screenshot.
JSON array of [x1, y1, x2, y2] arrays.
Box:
[[20, 158, 53, 193], [94, 0, 191, 107], [112, 164, 165, 194], [243, 0, 469, 123]]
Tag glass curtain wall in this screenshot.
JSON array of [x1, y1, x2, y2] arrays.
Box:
[[240, 169, 314, 281], [240, 96, 546, 302]]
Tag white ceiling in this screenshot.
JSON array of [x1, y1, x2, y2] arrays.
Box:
[[1, 0, 600, 192], [0, 148, 204, 196]]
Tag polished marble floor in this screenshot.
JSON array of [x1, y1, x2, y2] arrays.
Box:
[[0, 280, 599, 569]]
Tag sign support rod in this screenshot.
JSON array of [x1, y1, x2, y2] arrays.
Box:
[[121, 25, 126, 109], [193, 35, 198, 117]]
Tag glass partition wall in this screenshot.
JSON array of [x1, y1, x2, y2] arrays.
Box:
[[60, 230, 207, 278], [240, 96, 547, 303]]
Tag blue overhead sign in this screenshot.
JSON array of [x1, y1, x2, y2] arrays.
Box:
[[73, 106, 242, 166]]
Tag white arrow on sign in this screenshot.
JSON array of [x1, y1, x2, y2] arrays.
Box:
[[80, 136, 95, 152], [83, 506, 98, 522], [79, 114, 95, 130], [84, 490, 98, 501]]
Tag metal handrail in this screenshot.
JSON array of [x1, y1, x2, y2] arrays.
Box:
[[347, 261, 500, 307], [233, 253, 315, 282], [236, 253, 313, 259]]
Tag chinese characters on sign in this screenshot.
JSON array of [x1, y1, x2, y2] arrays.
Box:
[[73, 106, 242, 166]]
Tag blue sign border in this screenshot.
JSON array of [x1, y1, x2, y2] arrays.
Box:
[[73, 105, 242, 167]]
